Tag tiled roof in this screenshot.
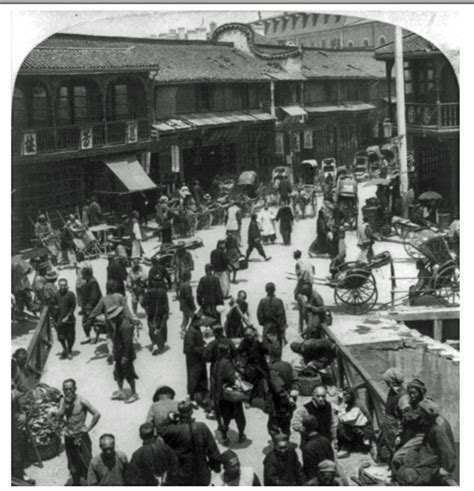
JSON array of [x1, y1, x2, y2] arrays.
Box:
[[301, 49, 386, 79], [375, 33, 439, 58], [19, 33, 280, 82]]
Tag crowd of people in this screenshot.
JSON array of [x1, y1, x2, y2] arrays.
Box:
[[12, 175, 457, 486]]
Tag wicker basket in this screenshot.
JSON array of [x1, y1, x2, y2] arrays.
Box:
[[298, 374, 323, 396], [27, 434, 61, 462], [223, 381, 253, 403]]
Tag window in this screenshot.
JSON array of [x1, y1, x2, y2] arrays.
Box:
[[73, 86, 88, 122], [321, 39, 327, 48], [12, 87, 27, 129], [335, 15, 341, 23], [324, 14, 330, 24], [404, 61, 413, 95], [31, 84, 49, 127], [176, 85, 196, 113], [378, 36, 387, 46], [292, 15, 298, 30], [312, 14, 318, 26], [362, 38, 370, 48], [310, 41, 315, 47], [347, 40, 354, 48], [273, 20, 278, 33], [282, 18, 288, 32], [198, 84, 211, 112], [331, 38, 339, 49], [114, 84, 129, 119]]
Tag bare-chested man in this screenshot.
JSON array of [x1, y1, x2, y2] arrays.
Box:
[[56, 379, 101, 485]]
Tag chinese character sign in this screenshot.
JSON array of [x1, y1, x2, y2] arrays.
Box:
[[80, 127, 93, 150], [303, 130, 313, 149], [275, 133, 284, 155], [127, 121, 138, 144], [171, 144, 180, 173], [293, 132, 301, 152], [22, 132, 37, 156]]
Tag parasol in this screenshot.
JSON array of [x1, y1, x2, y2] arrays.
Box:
[[238, 171, 258, 186], [418, 191, 443, 201]]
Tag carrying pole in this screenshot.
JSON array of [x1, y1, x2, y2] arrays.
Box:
[[395, 26, 409, 218]]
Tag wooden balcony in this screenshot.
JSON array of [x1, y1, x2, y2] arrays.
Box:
[[13, 118, 150, 157], [391, 102, 459, 133]]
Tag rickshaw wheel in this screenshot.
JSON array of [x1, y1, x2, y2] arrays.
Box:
[[433, 263, 460, 307], [334, 270, 378, 315], [403, 228, 423, 259]]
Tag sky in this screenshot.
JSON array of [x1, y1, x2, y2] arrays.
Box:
[[62, 10, 283, 38]]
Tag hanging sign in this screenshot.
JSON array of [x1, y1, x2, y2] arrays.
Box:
[[22, 132, 37, 156], [80, 127, 93, 150], [303, 130, 313, 149], [275, 133, 284, 155], [127, 121, 138, 144], [171, 144, 180, 173], [293, 132, 301, 152]]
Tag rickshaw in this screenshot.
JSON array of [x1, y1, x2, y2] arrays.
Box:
[[299, 159, 319, 185], [335, 175, 358, 230], [353, 151, 370, 181], [234, 170, 264, 215], [296, 160, 319, 218]]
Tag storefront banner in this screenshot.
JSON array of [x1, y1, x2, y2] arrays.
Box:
[[171, 144, 180, 173], [293, 132, 301, 152], [275, 133, 284, 155], [303, 130, 313, 149]]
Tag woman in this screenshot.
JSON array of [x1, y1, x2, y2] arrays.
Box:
[[225, 230, 241, 284], [309, 208, 329, 256], [126, 258, 147, 316], [130, 211, 143, 259]]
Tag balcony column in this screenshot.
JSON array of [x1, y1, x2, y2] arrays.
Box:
[[270, 80, 275, 116], [434, 60, 446, 128], [386, 60, 394, 121]]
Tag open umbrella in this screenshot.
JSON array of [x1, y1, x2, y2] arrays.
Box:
[[418, 191, 443, 201], [362, 178, 390, 187]]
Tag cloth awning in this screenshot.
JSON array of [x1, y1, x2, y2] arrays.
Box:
[[105, 157, 157, 193], [152, 110, 276, 134], [267, 71, 306, 81], [280, 106, 307, 117], [305, 102, 376, 113]]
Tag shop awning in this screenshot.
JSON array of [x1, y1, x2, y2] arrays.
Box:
[[152, 110, 276, 134], [305, 102, 376, 113], [105, 157, 157, 193], [280, 106, 308, 117], [267, 71, 306, 81]]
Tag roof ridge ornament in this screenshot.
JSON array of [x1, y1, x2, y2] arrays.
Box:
[[212, 22, 302, 60]]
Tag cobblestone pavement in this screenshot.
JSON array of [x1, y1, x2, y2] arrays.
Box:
[[23, 185, 417, 485]]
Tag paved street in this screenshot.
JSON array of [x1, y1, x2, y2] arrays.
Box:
[[25, 184, 418, 485]]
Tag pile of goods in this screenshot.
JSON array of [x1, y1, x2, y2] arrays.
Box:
[[24, 383, 64, 461]]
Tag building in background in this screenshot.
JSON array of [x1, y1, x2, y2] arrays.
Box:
[[249, 12, 402, 49], [375, 33, 459, 216]]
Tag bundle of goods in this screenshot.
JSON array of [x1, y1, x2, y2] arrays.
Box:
[[24, 383, 64, 461]]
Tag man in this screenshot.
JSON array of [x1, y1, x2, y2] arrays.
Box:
[[225, 201, 242, 246], [146, 386, 179, 436], [60, 217, 76, 265], [213, 343, 247, 444], [192, 179, 204, 207], [275, 201, 295, 246], [34, 214, 53, 242], [292, 385, 338, 449], [183, 314, 212, 414], [305, 459, 344, 486], [267, 352, 299, 438], [278, 175, 292, 204], [172, 241, 194, 293], [130, 211, 143, 259], [80, 266, 103, 344], [290, 338, 337, 377], [56, 379, 101, 486], [196, 264, 224, 321], [301, 415, 335, 481], [257, 282, 287, 345], [213, 449, 261, 486], [108, 305, 139, 403], [141, 273, 170, 355], [88, 195, 102, 226], [51, 279, 76, 359], [357, 216, 376, 262], [395, 400, 456, 485], [246, 213, 271, 262], [392, 378, 428, 471], [297, 282, 326, 338], [148, 256, 172, 290], [87, 434, 128, 486], [161, 401, 221, 486], [126, 257, 147, 316], [263, 434, 304, 486], [39, 269, 58, 308], [210, 239, 232, 298], [11, 349, 29, 407], [87, 280, 136, 361], [106, 255, 127, 296], [293, 249, 314, 299], [125, 423, 178, 485], [258, 202, 276, 244]]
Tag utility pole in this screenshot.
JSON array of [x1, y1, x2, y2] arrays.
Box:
[[395, 25, 409, 218]]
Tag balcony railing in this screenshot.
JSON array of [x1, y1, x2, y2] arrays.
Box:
[[392, 102, 459, 130], [13, 118, 150, 157]]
